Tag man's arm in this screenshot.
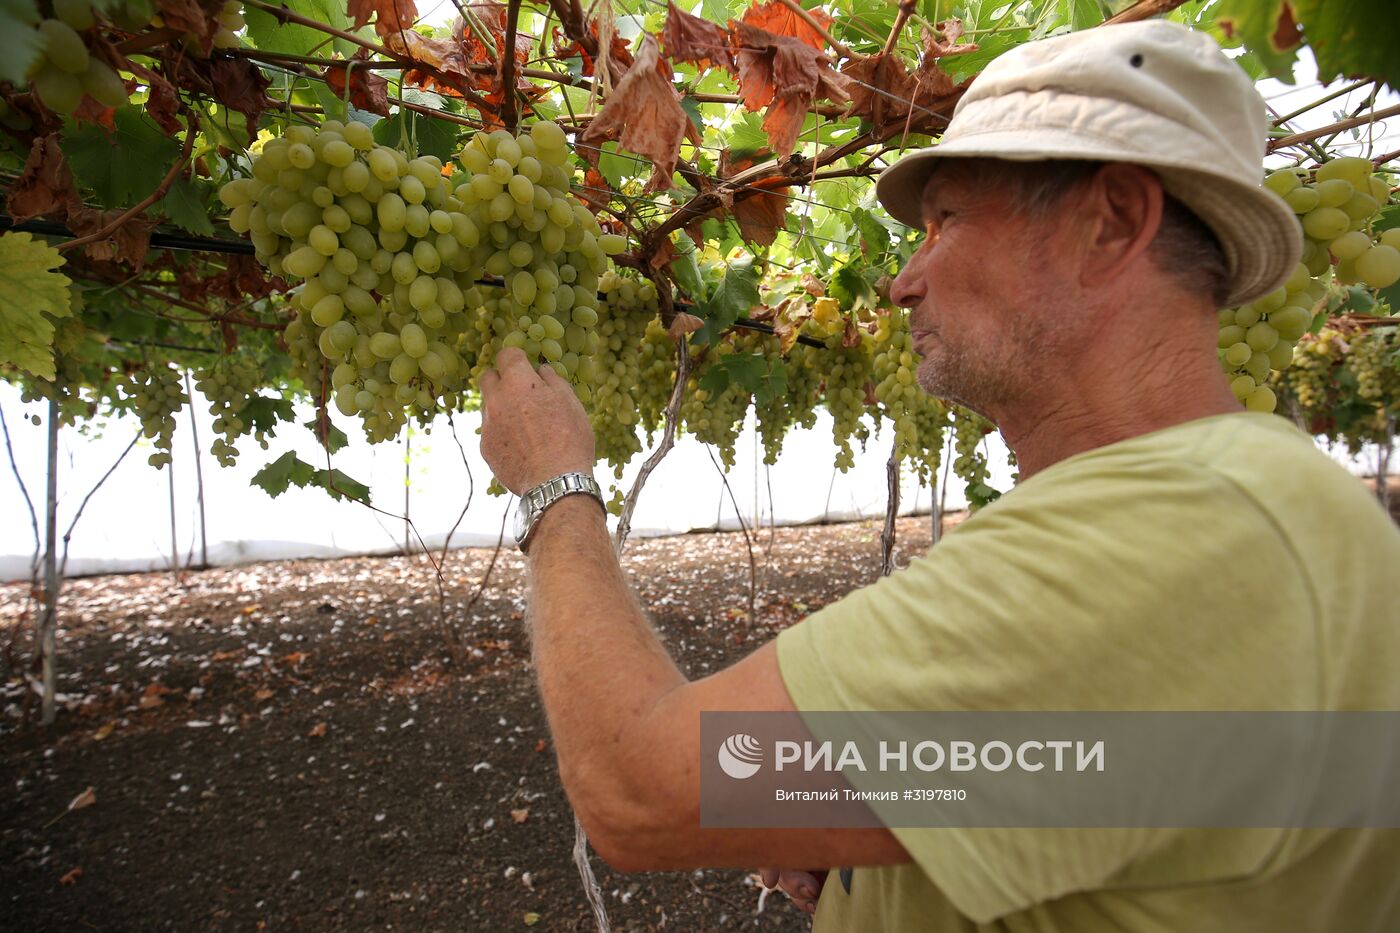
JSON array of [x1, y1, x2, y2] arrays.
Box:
[[480, 348, 909, 872]]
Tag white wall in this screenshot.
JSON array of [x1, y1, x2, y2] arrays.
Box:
[[0, 381, 1011, 581]]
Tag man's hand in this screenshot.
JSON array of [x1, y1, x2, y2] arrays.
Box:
[[479, 347, 597, 494], [760, 867, 827, 916]]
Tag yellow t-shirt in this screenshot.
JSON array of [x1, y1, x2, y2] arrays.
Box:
[[776, 412, 1400, 932]]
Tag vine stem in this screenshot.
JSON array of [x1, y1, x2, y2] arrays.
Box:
[[879, 445, 899, 577], [39, 395, 58, 726], [1269, 102, 1400, 152], [501, 0, 523, 132], [614, 338, 692, 555], [58, 431, 141, 579], [1103, 0, 1190, 25], [56, 129, 195, 254], [774, 0, 854, 61], [1273, 78, 1372, 126]]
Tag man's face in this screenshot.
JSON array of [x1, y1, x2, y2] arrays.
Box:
[[889, 161, 1081, 417]]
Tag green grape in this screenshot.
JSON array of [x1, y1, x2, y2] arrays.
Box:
[[32, 64, 83, 113], [38, 19, 89, 74], [80, 59, 128, 107], [1354, 245, 1400, 289], [1302, 207, 1349, 241], [53, 0, 95, 30]]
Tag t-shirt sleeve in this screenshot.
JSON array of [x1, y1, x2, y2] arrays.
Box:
[[775, 457, 1316, 921]]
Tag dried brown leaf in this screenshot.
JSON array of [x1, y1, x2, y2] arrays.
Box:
[[207, 58, 270, 141], [663, 0, 734, 73], [59, 867, 83, 885], [325, 57, 391, 117], [8, 135, 82, 224], [307, 721, 328, 738], [68, 786, 97, 812], [578, 34, 688, 192], [510, 808, 530, 823], [668, 312, 704, 341], [731, 20, 849, 155], [740, 0, 832, 51], [348, 0, 418, 37]]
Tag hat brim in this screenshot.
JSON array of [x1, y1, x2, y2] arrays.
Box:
[[875, 136, 1302, 307]]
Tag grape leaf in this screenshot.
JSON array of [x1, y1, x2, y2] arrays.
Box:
[[243, 396, 294, 437], [724, 353, 767, 393], [243, 0, 356, 59], [1208, 0, 1301, 83], [754, 358, 788, 407], [699, 363, 730, 395], [0, 233, 74, 381], [1291, 0, 1400, 90], [740, 0, 833, 51], [669, 232, 707, 302], [62, 108, 182, 207], [695, 261, 760, 344], [160, 177, 216, 236], [305, 417, 350, 454], [252, 451, 372, 504], [372, 111, 460, 163], [0, 0, 43, 88], [578, 34, 692, 192], [731, 20, 851, 155]]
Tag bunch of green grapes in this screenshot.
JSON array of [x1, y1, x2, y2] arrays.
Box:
[[870, 308, 949, 484], [1348, 326, 1397, 403], [634, 316, 677, 442], [1230, 158, 1396, 414], [1217, 261, 1325, 412], [1275, 325, 1399, 453], [221, 119, 619, 442], [951, 405, 999, 508], [1275, 327, 1335, 413], [121, 364, 186, 468], [587, 270, 660, 477], [819, 334, 874, 473], [194, 356, 268, 466], [20, 5, 128, 115], [754, 339, 822, 465], [681, 341, 753, 471], [1267, 157, 1399, 289]]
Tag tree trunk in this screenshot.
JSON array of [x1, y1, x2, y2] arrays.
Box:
[[40, 396, 60, 726]]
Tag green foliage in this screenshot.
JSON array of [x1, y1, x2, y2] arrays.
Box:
[[252, 451, 372, 504], [243, 0, 356, 59], [694, 262, 760, 345], [160, 178, 216, 236], [371, 110, 460, 163], [62, 108, 182, 207], [0, 233, 73, 381]]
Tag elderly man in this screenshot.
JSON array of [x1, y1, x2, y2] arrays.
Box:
[[479, 19, 1400, 932]]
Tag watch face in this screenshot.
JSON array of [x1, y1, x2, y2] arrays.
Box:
[[512, 502, 529, 543]]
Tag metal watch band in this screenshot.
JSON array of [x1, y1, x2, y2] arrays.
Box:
[[517, 472, 604, 552]]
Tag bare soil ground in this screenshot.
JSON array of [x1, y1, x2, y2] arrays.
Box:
[[1, 514, 952, 932]]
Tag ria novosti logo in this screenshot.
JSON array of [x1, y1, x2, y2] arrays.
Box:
[[717, 733, 764, 779]]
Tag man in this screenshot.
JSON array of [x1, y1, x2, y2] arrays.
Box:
[[479, 19, 1400, 932]]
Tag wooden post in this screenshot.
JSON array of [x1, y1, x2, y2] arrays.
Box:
[[40, 396, 59, 726], [403, 429, 412, 556]]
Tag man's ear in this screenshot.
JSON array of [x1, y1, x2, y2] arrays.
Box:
[[1076, 164, 1165, 290]]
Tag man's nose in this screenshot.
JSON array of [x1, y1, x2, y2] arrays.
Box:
[[890, 248, 927, 309]]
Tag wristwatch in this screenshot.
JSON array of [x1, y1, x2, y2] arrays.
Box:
[[512, 472, 606, 553]]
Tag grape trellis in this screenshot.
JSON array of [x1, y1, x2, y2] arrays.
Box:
[[1, 0, 1399, 923]]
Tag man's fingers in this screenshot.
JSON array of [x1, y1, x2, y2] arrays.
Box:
[[495, 346, 533, 378], [759, 868, 779, 889]]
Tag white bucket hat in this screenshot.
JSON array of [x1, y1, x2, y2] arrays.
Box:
[[876, 20, 1302, 308]]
